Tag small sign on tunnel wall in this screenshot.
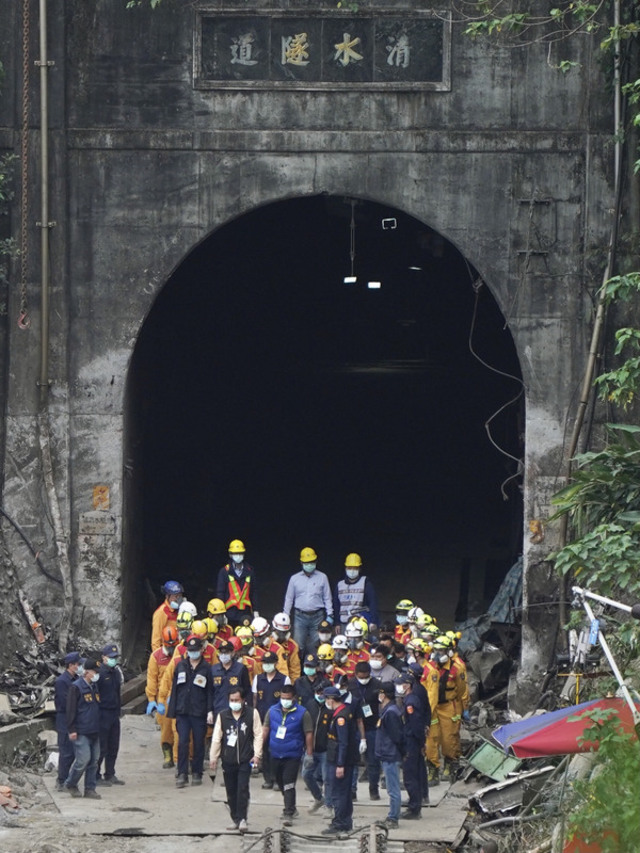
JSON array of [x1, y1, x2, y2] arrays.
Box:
[[93, 485, 110, 511], [194, 11, 451, 90]]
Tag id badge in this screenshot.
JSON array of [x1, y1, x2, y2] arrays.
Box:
[[362, 704, 372, 718], [177, 672, 186, 684], [194, 674, 206, 688], [227, 730, 238, 747], [276, 725, 287, 740]]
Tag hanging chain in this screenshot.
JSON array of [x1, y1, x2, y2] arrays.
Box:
[[18, 0, 31, 330]]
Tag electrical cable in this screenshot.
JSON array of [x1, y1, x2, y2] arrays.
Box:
[[466, 275, 525, 499]]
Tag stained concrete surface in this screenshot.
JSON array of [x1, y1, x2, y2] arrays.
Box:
[[0, 717, 469, 852]]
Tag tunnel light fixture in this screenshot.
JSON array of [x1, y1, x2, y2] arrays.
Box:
[[344, 276, 357, 284], [408, 265, 423, 271], [367, 281, 382, 289]]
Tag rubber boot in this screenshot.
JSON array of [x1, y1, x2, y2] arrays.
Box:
[[427, 764, 440, 787], [162, 743, 174, 769]]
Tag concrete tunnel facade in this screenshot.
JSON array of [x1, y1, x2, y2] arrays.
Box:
[[0, 0, 613, 705]]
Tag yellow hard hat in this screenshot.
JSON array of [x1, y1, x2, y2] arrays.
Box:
[[345, 553, 362, 568], [229, 539, 246, 553], [396, 599, 414, 612], [191, 620, 208, 640], [317, 643, 335, 661], [176, 611, 194, 630], [300, 546, 318, 563], [235, 626, 253, 647], [202, 617, 219, 637], [349, 616, 369, 634], [207, 598, 227, 616]]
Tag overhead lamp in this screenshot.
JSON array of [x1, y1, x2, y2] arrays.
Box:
[[367, 281, 382, 289], [343, 276, 357, 284], [408, 265, 422, 271]]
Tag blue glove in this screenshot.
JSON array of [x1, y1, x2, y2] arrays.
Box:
[[146, 700, 157, 715], [462, 710, 470, 722], [156, 703, 166, 715], [326, 615, 334, 625]]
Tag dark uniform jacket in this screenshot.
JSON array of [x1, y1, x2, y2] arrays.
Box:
[[211, 660, 252, 716], [66, 677, 101, 736], [54, 670, 75, 732], [347, 675, 382, 732], [402, 689, 430, 741], [254, 670, 288, 720], [326, 702, 359, 767], [375, 702, 404, 763], [97, 663, 123, 712], [218, 705, 256, 766], [303, 695, 332, 753], [167, 656, 214, 719], [295, 673, 325, 706]]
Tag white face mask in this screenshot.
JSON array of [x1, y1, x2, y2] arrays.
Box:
[[231, 554, 244, 564], [395, 684, 406, 696], [302, 563, 316, 573], [396, 615, 408, 625], [346, 569, 359, 580], [318, 633, 332, 643], [356, 677, 371, 685], [219, 653, 232, 665], [91, 673, 99, 683], [281, 698, 293, 709], [370, 659, 383, 670], [263, 663, 275, 673], [229, 701, 242, 712]]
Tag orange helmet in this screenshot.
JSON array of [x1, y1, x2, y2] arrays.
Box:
[[162, 625, 179, 647]]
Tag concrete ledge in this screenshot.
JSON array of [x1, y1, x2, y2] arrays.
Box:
[[0, 718, 54, 765]]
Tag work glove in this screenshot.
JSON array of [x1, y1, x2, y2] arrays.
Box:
[[156, 703, 166, 715], [146, 700, 157, 715], [302, 754, 314, 771], [462, 710, 470, 722], [359, 739, 367, 755]]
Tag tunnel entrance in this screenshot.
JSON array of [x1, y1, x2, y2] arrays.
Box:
[[123, 195, 523, 652]]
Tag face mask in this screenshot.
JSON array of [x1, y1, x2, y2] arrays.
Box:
[[106, 657, 118, 668], [370, 659, 383, 670], [302, 563, 316, 573], [346, 570, 359, 580], [396, 615, 408, 626], [314, 694, 325, 704], [169, 600, 180, 610], [91, 673, 100, 683], [318, 633, 332, 643], [276, 631, 289, 642], [219, 653, 232, 665], [281, 698, 293, 709], [407, 654, 416, 665], [163, 646, 174, 656], [263, 663, 275, 673], [356, 677, 371, 685], [348, 638, 360, 651], [395, 684, 406, 696], [377, 694, 385, 704], [77, 665, 85, 677], [439, 654, 449, 665], [187, 651, 201, 660], [229, 701, 242, 712], [231, 554, 244, 564], [303, 667, 317, 677]]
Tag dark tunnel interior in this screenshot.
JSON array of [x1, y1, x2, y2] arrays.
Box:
[[123, 195, 524, 649]]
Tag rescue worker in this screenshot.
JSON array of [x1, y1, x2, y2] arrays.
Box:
[[249, 616, 289, 676], [396, 674, 430, 819], [331, 635, 350, 672], [235, 626, 258, 679], [369, 644, 401, 682], [178, 600, 198, 621], [348, 661, 382, 800], [151, 580, 184, 651], [375, 682, 405, 829], [96, 643, 125, 786], [215, 540, 258, 628], [145, 624, 180, 768], [176, 609, 195, 643], [63, 655, 102, 798], [321, 685, 359, 835], [424, 636, 466, 785], [283, 547, 334, 657], [252, 650, 291, 789], [301, 678, 332, 814], [210, 686, 263, 833], [54, 652, 82, 791], [343, 622, 370, 675], [406, 606, 425, 641], [394, 599, 414, 642], [333, 554, 379, 632], [210, 640, 252, 720], [446, 630, 470, 718], [187, 620, 218, 665], [206, 599, 234, 648], [294, 653, 325, 705], [262, 683, 314, 826], [272, 612, 301, 682], [318, 643, 346, 684], [168, 635, 215, 787]]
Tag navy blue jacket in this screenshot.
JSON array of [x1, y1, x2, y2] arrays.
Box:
[[326, 702, 359, 766], [211, 660, 251, 716], [375, 701, 405, 762], [254, 670, 288, 720], [66, 677, 101, 736], [97, 663, 123, 712], [402, 689, 430, 742], [168, 657, 214, 719], [54, 670, 75, 732]]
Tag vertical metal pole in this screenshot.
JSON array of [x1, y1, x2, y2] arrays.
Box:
[[38, 0, 50, 402]]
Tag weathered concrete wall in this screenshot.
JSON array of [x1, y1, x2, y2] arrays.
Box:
[[0, 0, 614, 694]]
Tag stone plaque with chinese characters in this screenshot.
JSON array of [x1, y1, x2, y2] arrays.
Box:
[[196, 12, 451, 91]]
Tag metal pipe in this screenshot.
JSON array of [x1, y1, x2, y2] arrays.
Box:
[[572, 585, 634, 615], [38, 0, 51, 402]]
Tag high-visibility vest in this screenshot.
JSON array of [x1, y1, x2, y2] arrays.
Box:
[[225, 566, 252, 609]]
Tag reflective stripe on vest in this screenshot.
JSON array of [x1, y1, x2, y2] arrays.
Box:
[[226, 567, 252, 609], [337, 576, 366, 623]]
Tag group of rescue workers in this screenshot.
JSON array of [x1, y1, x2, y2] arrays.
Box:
[[141, 540, 469, 835]]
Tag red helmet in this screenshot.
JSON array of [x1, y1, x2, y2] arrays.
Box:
[[229, 636, 243, 653]]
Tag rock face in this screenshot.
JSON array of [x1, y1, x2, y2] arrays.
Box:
[[0, 1, 612, 678]]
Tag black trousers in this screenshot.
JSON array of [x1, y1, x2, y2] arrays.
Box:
[[223, 761, 252, 823], [98, 709, 121, 779], [176, 714, 207, 776], [403, 741, 423, 813], [328, 762, 354, 830], [272, 756, 301, 815]]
